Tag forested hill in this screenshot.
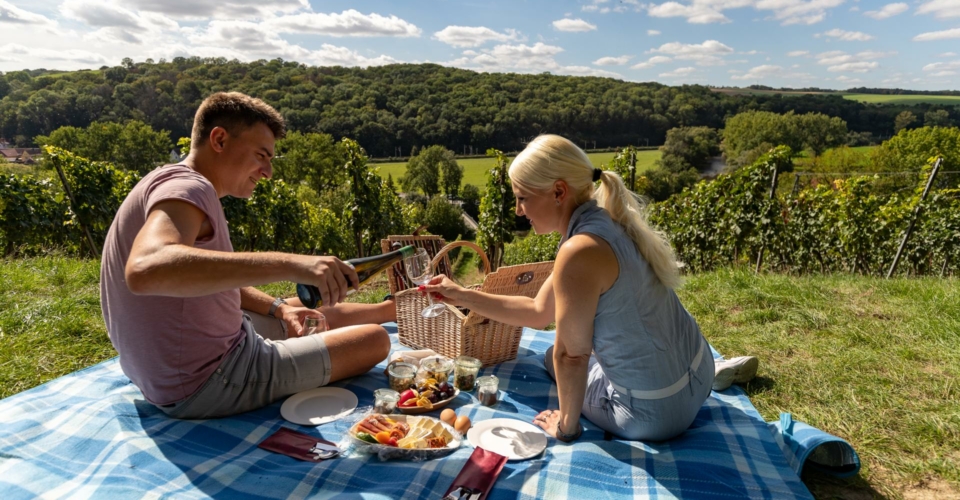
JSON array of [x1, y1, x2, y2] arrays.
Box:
[[1, 57, 955, 155]]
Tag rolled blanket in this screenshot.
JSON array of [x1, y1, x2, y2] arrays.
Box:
[[769, 412, 861, 478]]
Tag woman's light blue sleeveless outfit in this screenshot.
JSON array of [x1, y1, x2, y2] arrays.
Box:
[[544, 200, 714, 441]]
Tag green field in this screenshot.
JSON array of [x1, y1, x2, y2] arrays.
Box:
[[713, 88, 960, 106], [374, 150, 661, 189], [841, 93, 960, 105]]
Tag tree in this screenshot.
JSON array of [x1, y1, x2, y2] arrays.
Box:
[[460, 183, 481, 219], [35, 120, 171, 173], [477, 149, 514, 270], [656, 126, 720, 172], [721, 111, 802, 167], [342, 138, 382, 257], [402, 145, 461, 197], [894, 111, 917, 133], [798, 113, 847, 157], [423, 197, 468, 242], [924, 109, 953, 128], [114, 120, 173, 173], [272, 131, 346, 194]]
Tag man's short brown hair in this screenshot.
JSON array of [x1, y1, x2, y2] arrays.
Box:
[[191, 92, 285, 147]]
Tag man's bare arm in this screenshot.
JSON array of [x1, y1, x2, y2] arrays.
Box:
[[125, 200, 357, 304]]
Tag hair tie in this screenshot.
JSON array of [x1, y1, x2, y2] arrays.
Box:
[[592, 168, 602, 182]]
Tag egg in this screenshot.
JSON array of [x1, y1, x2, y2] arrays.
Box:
[[454, 415, 471, 433], [440, 408, 457, 426]]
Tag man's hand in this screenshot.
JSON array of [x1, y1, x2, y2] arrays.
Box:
[[291, 255, 359, 307], [277, 304, 325, 338]]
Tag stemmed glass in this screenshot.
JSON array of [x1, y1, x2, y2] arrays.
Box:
[[404, 247, 447, 318]]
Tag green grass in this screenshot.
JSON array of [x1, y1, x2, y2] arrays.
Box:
[[2, 257, 958, 498], [374, 150, 661, 190]]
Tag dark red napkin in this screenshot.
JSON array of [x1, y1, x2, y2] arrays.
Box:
[[442, 447, 508, 500], [258, 427, 338, 462]]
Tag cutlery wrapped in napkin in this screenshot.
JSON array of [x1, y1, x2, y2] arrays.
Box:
[[441, 447, 507, 500], [258, 426, 340, 462]]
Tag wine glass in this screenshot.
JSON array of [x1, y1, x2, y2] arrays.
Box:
[[404, 247, 447, 318]]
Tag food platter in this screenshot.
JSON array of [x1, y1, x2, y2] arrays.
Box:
[[348, 414, 461, 459], [397, 388, 460, 414]]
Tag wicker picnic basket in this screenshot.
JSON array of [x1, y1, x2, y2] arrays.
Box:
[[393, 240, 554, 367]]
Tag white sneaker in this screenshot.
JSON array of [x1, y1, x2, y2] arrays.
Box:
[[712, 356, 759, 391]]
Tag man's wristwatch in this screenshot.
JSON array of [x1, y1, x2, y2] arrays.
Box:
[[556, 421, 582, 442], [268, 297, 287, 318]]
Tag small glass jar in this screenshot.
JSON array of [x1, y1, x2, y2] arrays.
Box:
[[302, 315, 328, 335], [419, 356, 454, 384], [373, 388, 399, 414], [476, 374, 499, 406], [454, 356, 482, 391], [388, 362, 417, 392]]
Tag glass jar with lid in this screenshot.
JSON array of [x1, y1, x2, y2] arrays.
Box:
[[476, 374, 499, 406], [454, 356, 482, 391], [388, 362, 417, 392]]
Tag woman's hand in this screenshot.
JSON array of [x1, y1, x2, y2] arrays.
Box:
[[420, 274, 467, 307], [277, 304, 325, 338], [533, 409, 563, 439]]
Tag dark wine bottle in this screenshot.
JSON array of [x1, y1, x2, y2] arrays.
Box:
[[296, 245, 417, 308]]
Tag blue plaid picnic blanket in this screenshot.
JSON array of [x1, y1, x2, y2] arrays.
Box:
[[0, 325, 812, 499]]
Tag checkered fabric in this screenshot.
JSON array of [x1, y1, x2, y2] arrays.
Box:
[[0, 324, 812, 499]]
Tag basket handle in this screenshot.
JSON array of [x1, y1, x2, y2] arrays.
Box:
[[431, 240, 492, 277]]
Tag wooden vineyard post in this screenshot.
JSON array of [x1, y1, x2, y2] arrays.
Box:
[[886, 156, 943, 279], [755, 162, 779, 273], [52, 159, 99, 258]]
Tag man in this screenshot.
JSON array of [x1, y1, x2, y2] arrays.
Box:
[[101, 92, 392, 419]]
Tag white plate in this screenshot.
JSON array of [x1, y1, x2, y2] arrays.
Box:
[[280, 387, 358, 426], [466, 418, 548, 460]]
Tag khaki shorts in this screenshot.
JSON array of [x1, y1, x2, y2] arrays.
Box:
[[158, 310, 332, 419]]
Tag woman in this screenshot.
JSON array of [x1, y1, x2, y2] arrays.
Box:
[[423, 134, 714, 442]]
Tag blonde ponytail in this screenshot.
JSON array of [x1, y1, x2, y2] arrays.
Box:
[[510, 134, 681, 289], [594, 170, 681, 289]]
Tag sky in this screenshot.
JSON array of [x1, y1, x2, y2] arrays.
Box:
[[1, 0, 959, 90]]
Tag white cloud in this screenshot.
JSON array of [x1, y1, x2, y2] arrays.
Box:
[[864, 3, 908, 19], [60, 0, 178, 44], [445, 42, 620, 78], [788, 50, 809, 56], [552, 18, 597, 32], [310, 44, 400, 67], [645, 0, 845, 26], [648, 39, 734, 66], [433, 26, 521, 47], [0, 43, 110, 65], [124, 0, 308, 20], [930, 70, 957, 76], [819, 28, 874, 41], [631, 55, 672, 69], [916, 0, 960, 19], [265, 9, 421, 37], [816, 49, 891, 72], [913, 28, 960, 41], [0, 0, 56, 27], [647, 29, 661, 35], [188, 20, 309, 58], [835, 75, 864, 83], [941, 52, 958, 57], [730, 64, 815, 81], [659, 66, 696, 78], [922, 60, 960, 72], [828, 61, 878, 72], [593, 55, 633, 65]]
